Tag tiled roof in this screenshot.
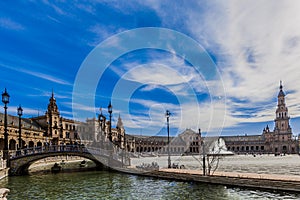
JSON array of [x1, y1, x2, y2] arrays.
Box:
[[0, 113, 43, 131]]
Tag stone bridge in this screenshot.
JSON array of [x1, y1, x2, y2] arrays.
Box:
[[9, 145, 129, 175]]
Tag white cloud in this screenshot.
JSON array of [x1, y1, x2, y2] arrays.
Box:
[[123, 63, 194, 85], [119, 96, 228, 137], [0, 62, 72, 86], [7, 106, 39, 116], [143, 1, 300, 127], [0, 18, 24, 30]]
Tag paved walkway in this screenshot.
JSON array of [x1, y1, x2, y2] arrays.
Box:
[[160, 168, 300, 182]]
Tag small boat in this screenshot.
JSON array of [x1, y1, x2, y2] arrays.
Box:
[[51, 163, 62, 173], [80, 160, 87, 167]]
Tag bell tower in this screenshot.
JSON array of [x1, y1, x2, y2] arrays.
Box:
[[274, 81, 291, 133], [45, 90, 60, 139]]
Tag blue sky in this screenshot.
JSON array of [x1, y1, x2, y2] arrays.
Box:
[[1, 1, 300, 137]]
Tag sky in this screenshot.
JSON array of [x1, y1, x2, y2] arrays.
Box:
[[1, 0, 300, 137]]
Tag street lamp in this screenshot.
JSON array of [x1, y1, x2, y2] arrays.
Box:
[[17, 105, 23, 151], [199, 128, 206, 176], [107, 101, 112, 147], [165, 110, 171, 168], [98, 108, 104, 147], [2, 88, 10, 164], [108, 101, 112, 143]]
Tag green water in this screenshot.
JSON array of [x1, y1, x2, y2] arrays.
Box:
[[0, 171, 299, 199]]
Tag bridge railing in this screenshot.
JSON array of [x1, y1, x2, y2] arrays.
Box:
[[10, 145, 89, 159], [9, 145, 131, 166]]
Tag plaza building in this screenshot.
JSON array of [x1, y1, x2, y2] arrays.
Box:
[[0, 91, 125, 152], [222, 83, 299, 154], [0, 82, 298, 156], [125, 82, 299, 155], [125, 128, 203, 155]]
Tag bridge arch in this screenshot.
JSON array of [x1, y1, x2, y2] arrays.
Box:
[[9, 151, 107, 176], [8, 145, 126, 176]]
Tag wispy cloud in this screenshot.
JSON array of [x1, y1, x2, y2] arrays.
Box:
[[41, 0, 67, 16], [7, 106, 39, 117], [87, 24, 125, 47], [20, 68, 72, 86], [0, 18, 24, 30], [0, 62, 72, 86], [143, 1, 300, 127]]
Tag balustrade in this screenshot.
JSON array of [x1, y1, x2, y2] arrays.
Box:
[[5, 143, 131, 168]]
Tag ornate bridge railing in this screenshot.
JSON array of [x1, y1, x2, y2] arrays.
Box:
[[10, 145, 89, 159], [9, 145, 130, 166]]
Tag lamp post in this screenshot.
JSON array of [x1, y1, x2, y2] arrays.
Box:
[[2, 88, 10, 164], [121, 134, 123, 167], [165, 110, 171, 168], [98, 108, 104, 147], [124, 132, 127, 165], [199, 128, 206, 176], [17, 105, 23, 151], [108, 101, 112, 143]]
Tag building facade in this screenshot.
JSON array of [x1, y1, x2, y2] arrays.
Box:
[[223, 83, 298, 154], [0, 92, 125, 152], [125, 128, 202, 155], [1, 82, 298, 155]]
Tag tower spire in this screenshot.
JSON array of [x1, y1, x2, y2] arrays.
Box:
[[116, 113, 124, 129], [278, 81, 285, 97], [51, 88, 54, 99]]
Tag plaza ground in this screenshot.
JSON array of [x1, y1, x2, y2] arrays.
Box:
[[131, 154, 300, 176]]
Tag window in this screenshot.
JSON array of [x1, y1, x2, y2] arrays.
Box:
[[66, 132, 70, 138]]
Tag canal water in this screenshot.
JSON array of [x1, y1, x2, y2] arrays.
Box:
[[0, 171, 299, 200]]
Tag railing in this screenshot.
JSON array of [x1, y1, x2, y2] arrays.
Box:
[[10, 145, 89, 159], [7, 145, 131, 167]]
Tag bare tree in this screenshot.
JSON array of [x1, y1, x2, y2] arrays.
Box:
[[205, 137, 229, 175]]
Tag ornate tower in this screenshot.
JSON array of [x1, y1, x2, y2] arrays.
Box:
[[46, 91, 61, 140], [274, 81, 292, 133]]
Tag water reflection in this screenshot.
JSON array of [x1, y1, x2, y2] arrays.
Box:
[[0, 171, 299, 199]]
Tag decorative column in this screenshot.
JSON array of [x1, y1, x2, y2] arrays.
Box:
[[2, 88, 10, 165], [165, 110, 171, 168], [17, 105, 23, 150]]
